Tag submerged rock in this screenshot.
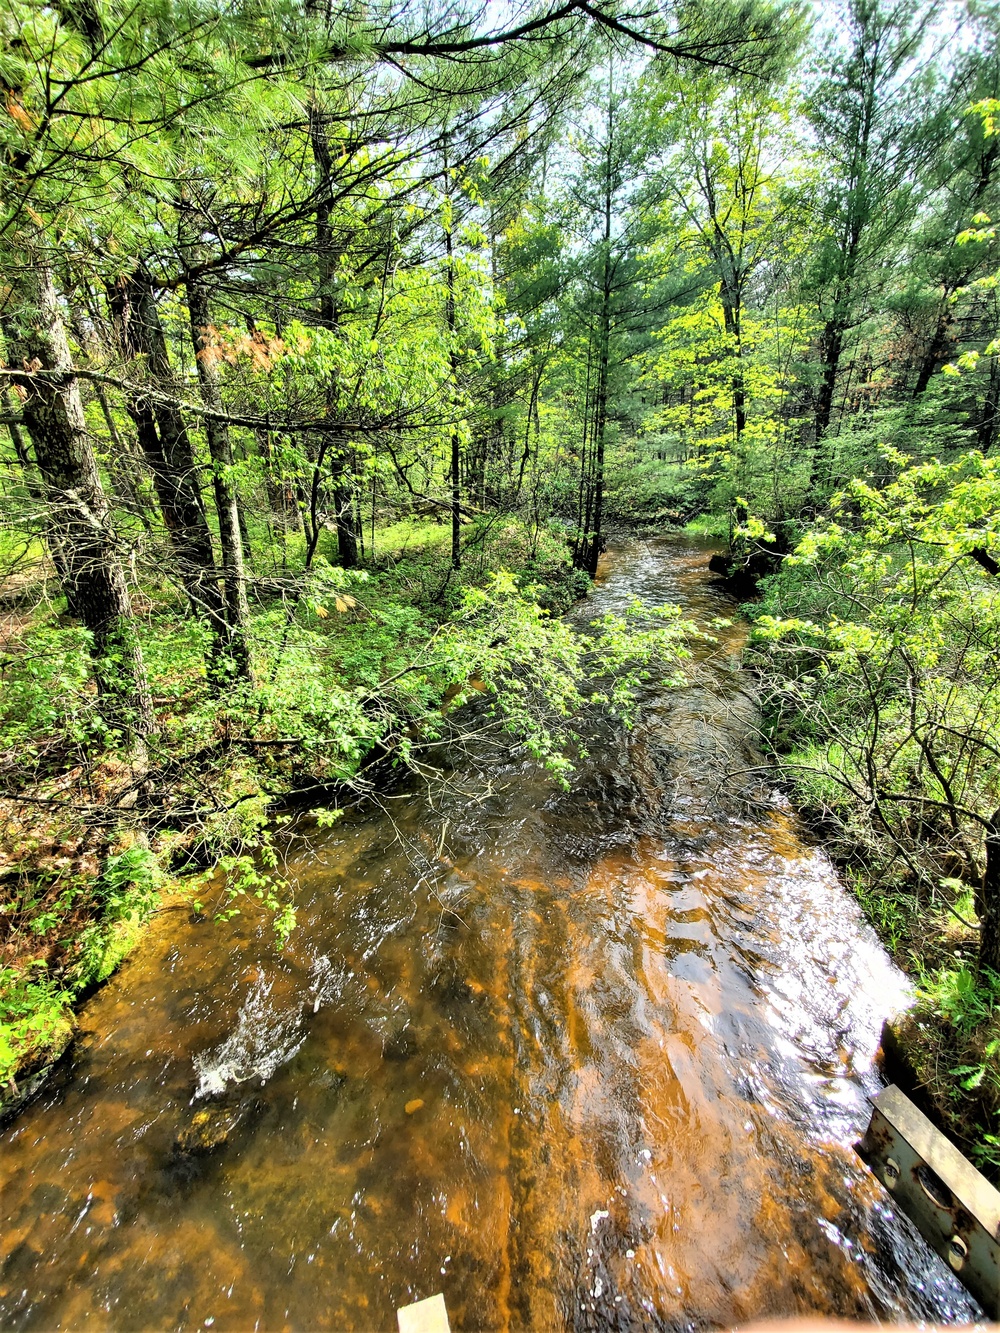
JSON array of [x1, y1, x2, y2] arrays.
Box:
[[174, 1099, 257, 1156], [382, 1025, 417, 1061]]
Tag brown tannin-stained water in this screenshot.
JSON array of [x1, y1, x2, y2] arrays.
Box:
[[0, 536, 981, 1331]]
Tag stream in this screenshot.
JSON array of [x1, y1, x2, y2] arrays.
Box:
[[0, 535, 982, 1331]]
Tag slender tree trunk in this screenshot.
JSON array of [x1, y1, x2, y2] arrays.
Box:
[[186, 270, 253, 682], [333, 459, 359, 567], [256, 427, 300, 536], [584, 102, 614, 579], [720, 289, 747, 438], [978, 809, 1000, 976], [912, 300, 955, 398], [573, 337, 593, 569], [815, 316, 846, 441], [443, 144, 462, 572], [814, 56, 874, 448], [107, 270, 231, 673], [450, 430, 461, 571], [586, 280, 611, 577], [310, 100, 358, 568], [978, 358, 1000, 453], [5, 260, 154, 747], [515, 364, 543, 501]]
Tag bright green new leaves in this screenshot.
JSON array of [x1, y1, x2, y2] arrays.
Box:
[[435, 575, 696, 779], [252, 561, 695, 786], [646, 290, 817, 512], [750, 450, 1000, 920]]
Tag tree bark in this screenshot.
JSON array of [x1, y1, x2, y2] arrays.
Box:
[[720, 287, 747, 439], [978, 809, 1000, 976], [585, 278, 610, 577], [444, 181, 462, 572], [815, 316, 847, 442], [977, 357, 1000, 453], [185, 270, 253, 682], [573, 336, 593, 569], [310, 100, 358, 568], [813, 21, 877, 447], [912, 301, 954, 398], [4, 261, 154, 746], [5, 394, 80, 613], [970, 546, 1000, 578], [333, 460, 359, 568], [582, 90, 614, 578], [107, 270, 230, 670]]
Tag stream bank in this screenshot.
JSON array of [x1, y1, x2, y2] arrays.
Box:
[[0, 520, 589, 1110]]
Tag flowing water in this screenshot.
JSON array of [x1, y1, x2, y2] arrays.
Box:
[[0, 536, 981, 1331]]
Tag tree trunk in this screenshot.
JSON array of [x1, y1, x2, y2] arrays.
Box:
[[978, 809, 1000, 976], [5, 261, 154, 747], [585, 289, 610, 577], [573, 338, 594, 569], [813, 60, 873, 446], [107, 270, 230, 671], [583, 106, 614, 579], [978, 358, 1000, 454], [720, 289, 746, 438], [815, 317, 845, 441], [333, 458, 359, 568], [443, 142, 462, 572], [310, 100, 358, 568], [5, 396, 81, 613], [186, 270, 253, 682], [912, 300, 954, 398]]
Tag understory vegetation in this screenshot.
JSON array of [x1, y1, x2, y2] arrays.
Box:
[[746, 453, 1000, 1168], [2, 0, 1000, 1169]]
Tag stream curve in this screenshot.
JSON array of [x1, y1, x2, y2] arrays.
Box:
[[0, 535, 980, 1331]]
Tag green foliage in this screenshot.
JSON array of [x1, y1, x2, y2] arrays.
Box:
[[204, 843, 296, 947], [73, 846, 164, 989], [921, 966, 1000, 1036], [848, 869, 912, 954], [748, 451, 1000, 920], [0, 624, 96, 750], [4, 0, 1000, 1176], [0, 964, 73, 1087]]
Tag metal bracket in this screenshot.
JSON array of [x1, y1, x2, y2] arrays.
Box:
[[857, 1083, 1000, 1317]]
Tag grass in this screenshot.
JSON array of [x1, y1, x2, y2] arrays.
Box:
[[848, 868, 913, 954], [683, 512, 729, 539], [371, 515, 454, 558], [0, 964, 73, 1089]]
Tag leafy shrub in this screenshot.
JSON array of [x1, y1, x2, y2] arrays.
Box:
[[748, 449, 1000, 936]]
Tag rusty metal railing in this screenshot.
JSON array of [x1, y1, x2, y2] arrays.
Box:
[[858, 1083, 1000, 1317]]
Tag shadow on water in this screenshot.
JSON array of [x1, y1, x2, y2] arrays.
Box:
[[0, 535, 981, 1331]]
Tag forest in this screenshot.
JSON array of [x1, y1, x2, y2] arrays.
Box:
[[1, 0, 1000, 1174]]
